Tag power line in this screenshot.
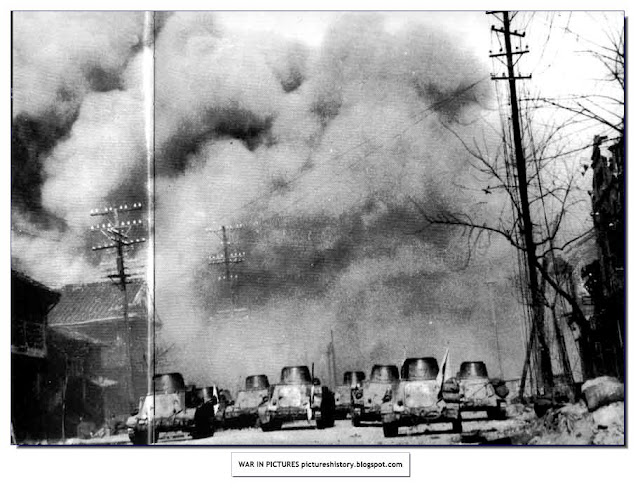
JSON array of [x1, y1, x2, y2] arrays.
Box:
[[211, 76, 490, 227], [489, 10, 555, 397], [493, 60, 535, 395], [90, 202, 147, 408], [527, 94, 577, 393], [208, 224, 246, 313]]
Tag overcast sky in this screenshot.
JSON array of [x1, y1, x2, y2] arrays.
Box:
[[7, 10, 625, 394], [4, 5, 636, 483]]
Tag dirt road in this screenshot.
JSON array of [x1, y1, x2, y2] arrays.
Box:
[[151, 418, 527, 446]]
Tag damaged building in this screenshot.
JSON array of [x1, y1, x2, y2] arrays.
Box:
[[587, 135, 624, 379], [12, 270, 106, 442], [48, 279, 155, 421], [11, 270, 60, 442]]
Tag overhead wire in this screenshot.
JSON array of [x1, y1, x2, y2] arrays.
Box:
[[212, 75, 490, 227], [524, 78, 579, 386], [490, 30, 531, 394], [490, 12, 544, 395]]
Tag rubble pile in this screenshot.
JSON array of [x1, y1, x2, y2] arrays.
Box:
[[527, 400, 624, 445], [527, 377, 624, 445], [591, 402, 624, 445]]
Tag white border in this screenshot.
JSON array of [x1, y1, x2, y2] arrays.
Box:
[[2, 2, 636, 487]]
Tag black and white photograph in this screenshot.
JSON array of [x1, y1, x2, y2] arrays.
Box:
[[10, 8, 626, 452]]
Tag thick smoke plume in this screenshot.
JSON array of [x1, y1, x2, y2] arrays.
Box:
[[12, 12, 147, 283], [12, 12, 526, 391], [13, 12, 144, 121]]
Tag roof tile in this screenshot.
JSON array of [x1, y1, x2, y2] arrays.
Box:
[[48, 280, 147, 326]]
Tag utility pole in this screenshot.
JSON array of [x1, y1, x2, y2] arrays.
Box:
[[327, 329, 338, 390], [91, 203, 146, 408], [488, 11, 554, 396], [209, 224, 245, 312], [486, 281, 504, 378]]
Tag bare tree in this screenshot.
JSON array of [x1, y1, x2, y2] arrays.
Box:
[[411, 107, 596, 391], [526, 16, 624, 138], [529, 17, 625, 379], [411, 15, 624, 389], [534, 22, 625, 137]]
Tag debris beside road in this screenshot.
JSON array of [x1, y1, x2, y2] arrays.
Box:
[[43, 377, 626, 446], [527, 400, 624, 445], [581, 376, 624, 411]]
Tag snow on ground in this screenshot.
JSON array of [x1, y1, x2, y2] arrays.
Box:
[[528, 401, 624, 446], [47, 399, 625, 446]]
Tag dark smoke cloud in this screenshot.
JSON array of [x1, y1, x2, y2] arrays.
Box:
[[13, 12, 144, 121], [154, 12, 311, 175], [12, 12, 147, 284], [12, 12, 525, 388], [150, 12, 515, 388], [11, 113, 73, 219], [153, 11, 174, 38], [267, 39, 309, 93], [158, 107, 274, 175]]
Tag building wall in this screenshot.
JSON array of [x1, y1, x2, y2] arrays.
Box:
[[590, 137, 624, 378], [11, 354, 47, 442], [11, 271, 59, 443], [42, 330, 104, 440], [67, 317, 149, 417]]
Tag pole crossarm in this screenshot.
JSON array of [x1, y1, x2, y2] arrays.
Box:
[[209, 252, 245, 264], [91, 243, 119, 251], [208, 223, 246, 311], [488, 10, 555, 395], [491, 75, 532, 80], [490, 49, 529, 58], [89, 201, 146, 408], [491, 26, 526, 37]]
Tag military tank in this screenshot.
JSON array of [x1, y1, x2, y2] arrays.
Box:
[[351, 364, 399, 426], [334, 371, 366, 419], [224, 375, 270, 428], [257, 366, 335, 431], [125, 373, 220, 444], [454, 361, 508, 425], [380, 357, 459, 437]]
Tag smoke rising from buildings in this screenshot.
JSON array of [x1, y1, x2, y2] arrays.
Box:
[[12, 12, 525, 389], [12, 11, 147, 283], [13, 12, 145, 121]]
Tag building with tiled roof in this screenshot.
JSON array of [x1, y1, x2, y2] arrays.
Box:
[[12, 270, 60, 442], [49, 280, 147, 327], [11, 269, 59, 358], [48, 279, 158, 419], [12, 269, 115, 442]]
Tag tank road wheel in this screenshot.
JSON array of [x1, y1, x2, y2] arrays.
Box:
[[382, 421, 398, 438]]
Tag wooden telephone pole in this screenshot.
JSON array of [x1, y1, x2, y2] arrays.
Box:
[[327, 329, 338, 390], [91, 203, 146, 408], [489, 11, 554, 397], [209, 224, 245, 312]]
